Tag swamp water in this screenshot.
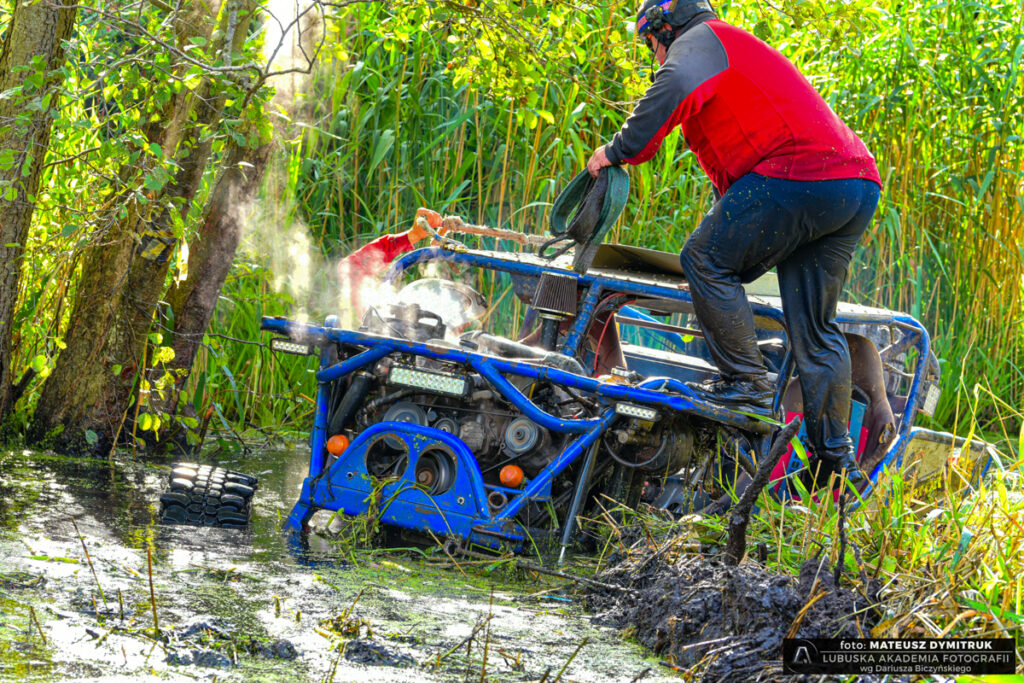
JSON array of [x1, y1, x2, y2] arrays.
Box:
[[0, 447, 671, 682]]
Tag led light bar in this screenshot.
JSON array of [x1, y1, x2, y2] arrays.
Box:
[[269, 337, 315, 356], [615, 402, 660, 421], [920, 383, 941, 417], [389, 365, 468, 397]]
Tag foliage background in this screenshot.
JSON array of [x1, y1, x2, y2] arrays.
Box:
[[0, 0, 1021, 657], [3, 0, 1022, 446], [230, 0, 1023, 440]]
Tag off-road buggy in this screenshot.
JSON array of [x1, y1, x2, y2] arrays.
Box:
[[239, 237, 993, 553], [159, 165, 995, 549]]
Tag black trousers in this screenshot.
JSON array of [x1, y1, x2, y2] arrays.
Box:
[[679, 173, 881, 458]]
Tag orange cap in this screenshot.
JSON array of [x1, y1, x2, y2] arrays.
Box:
[[499, 465, 524, 488], [326, 434, 350, 456]]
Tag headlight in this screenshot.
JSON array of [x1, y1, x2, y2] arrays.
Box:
[[269, 337, 316, 356], [615, 402, 659, 421], [389, 365, 468, 397]]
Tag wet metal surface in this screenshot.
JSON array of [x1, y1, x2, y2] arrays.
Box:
[[0, 447, 673, 681]]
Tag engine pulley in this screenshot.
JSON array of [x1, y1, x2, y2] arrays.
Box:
[[382, 401, 427, 426], [504, 417, 541, 455], [382, 402, 427, 448], [432, 417, 459, 435]]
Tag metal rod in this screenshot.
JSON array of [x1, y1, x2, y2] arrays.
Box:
[[558, 440, 600, 565], [310, 374, 331, 477], [263, 317, 774, 435], [434, 215, 553, 248], [613, 314, 704, 338]]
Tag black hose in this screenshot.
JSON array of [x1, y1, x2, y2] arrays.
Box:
[[602, 428, 669, 469], [539, 317, 560, 351], [363, 389, 417, 414], [327, 372, 372, 435]]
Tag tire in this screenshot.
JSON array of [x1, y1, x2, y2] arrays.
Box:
[[158, 462, 258, 528]]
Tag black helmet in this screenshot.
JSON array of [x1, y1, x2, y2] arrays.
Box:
[[635, 0, 716, 47]]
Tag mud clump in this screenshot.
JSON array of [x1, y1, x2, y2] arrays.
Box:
[[343, 639, 416, 667], [166, 648, 233, 668], [166, 616, 299, 664], [587, 550, 880, 681]]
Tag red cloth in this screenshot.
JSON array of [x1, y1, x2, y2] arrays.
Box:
[[337, 233, 414, 320], [610, 20, 881, 195], [341, 233, 413, 280]]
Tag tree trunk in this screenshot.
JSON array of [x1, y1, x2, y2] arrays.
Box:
[[0, 0, 77, 423], [155, 141, 271, 448], [167, 143, 272, 382], [29, 0, 258, 453]]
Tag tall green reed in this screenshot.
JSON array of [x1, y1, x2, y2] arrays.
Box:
[[201, 0, 1021, 438]]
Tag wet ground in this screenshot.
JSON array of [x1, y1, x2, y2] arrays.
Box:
[[587, 537, 881, 682], [0, 445, 673, 682]]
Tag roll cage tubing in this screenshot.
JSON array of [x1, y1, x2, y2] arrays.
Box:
[[263, 246, 931, 480]]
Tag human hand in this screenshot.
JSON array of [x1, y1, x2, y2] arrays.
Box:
[[586, 145, 611, 178]]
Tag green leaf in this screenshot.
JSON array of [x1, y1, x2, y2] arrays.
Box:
[[152, 346, 175, 364], [219, 364, 245, 424], [138, 413, 154, 431], [188, 36, 207, 46], [84, 429, 99, 446], [367, 129, 394, 175], [961, 597, 1024, 625], [111, 364, 122, 376], [144, 172, 165, 192], [30, 354, 47, 372]]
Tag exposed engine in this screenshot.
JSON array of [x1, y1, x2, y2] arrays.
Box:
[[324, 278, 700, 528], [328, 283, 584, 489]]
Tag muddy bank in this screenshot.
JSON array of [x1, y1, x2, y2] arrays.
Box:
[[587, 538, 881, 682], [0, 447, 673, 682]]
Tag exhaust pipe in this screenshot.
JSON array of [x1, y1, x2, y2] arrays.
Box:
[[487, 490, 508, 511]]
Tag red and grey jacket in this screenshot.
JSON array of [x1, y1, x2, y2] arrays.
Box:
[[605, 19, 882, 195]]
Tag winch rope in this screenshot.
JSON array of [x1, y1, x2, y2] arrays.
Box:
[[415, 214, 552, 248]]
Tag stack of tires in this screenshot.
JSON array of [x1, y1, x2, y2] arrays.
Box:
[[158, 463, 258, 528]]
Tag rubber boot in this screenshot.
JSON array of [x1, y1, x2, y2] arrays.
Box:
[[686, 375, 775, 419], [809, 446, 866, 491]]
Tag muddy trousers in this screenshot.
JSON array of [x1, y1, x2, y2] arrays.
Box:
[[678, 173, 881, 458]]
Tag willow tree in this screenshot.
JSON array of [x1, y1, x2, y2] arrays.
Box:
[[28, 0, 284, 452], [0, 0, 78, 423]]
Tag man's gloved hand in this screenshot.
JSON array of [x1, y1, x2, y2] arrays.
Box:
[[408, 207, 449, 244], [586, 145, 612, 178]]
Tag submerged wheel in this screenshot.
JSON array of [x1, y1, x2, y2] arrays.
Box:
[[158, 462, 258, 529]]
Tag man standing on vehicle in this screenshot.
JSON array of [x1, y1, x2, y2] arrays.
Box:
[[586, 0, 882, 487]]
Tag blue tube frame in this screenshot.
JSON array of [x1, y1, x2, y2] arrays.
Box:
[[266, 247, 940, 544]]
